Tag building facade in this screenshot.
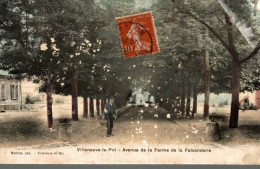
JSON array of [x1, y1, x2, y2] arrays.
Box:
[[0, 71, 22, 110], [240, 91, 260, 109]]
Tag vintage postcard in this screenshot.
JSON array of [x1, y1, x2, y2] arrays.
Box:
[[0, 0, 260, 164]]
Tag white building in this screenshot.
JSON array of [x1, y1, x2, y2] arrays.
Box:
[[0, 70, 22, 110], [127, 88, 155, 106]]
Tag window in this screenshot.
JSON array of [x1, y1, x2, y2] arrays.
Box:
[[10, 84, 18, 100], [1, 83, 5, 100], [10, 84, 14, 99], [15, 85, 18, 99]]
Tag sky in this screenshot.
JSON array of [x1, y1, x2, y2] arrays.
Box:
[[257, 0, 260, 10], [218, 0, 260, 48]]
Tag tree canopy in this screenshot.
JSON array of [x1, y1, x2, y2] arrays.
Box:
[[0, 0, 259, 128]]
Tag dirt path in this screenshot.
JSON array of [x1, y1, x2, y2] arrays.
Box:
[[73, 106, 206, 145], [0, 105, 259, 148]]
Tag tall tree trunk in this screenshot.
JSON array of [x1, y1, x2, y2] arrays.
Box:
[[71, 67, 78, 121], [192, 86, 197, 118], [224, 12, 240, 128], [83, 96, 88, 118], [89, 96, 94, 117], [180, 82, 186, 116], [46, 78, 53, 128], [229, 55, 240, 128], [96, 97, 100, 116], [203, 40, 210, 120], [186, 81, 191, 117], [101, 98, 105, 113]]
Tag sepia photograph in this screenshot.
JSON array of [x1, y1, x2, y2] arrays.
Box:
[[0, 0, 259, 164]]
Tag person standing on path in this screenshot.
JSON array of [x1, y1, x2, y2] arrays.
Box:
[[103, 97, 117, 137]]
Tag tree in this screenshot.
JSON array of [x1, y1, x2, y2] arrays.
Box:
[[36, 0, 104, 121], [0, 0, 58, 128], [96, 0, 224, 116], [172, 0, 260, 128], [0, 0, 105, 126]]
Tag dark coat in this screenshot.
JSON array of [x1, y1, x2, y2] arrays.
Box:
[[103, 102, 116, 117]]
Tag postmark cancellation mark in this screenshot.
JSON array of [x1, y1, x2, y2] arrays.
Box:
[[116, 12, 160, 58]]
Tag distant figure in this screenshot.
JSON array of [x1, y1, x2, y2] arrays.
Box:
[[242, 98, 249, 111], [103, 97, 117, 137]]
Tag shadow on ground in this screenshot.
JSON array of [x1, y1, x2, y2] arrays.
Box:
[[0, 106, 259, 147], [0, 117, 56, 143], [219, 124, 260, 144]]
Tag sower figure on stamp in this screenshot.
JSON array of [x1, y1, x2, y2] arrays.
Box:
[[126, 18, 151, 54], [103, 97, 117, 137]]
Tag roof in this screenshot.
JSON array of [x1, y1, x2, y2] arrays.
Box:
[[0, 70, 10, 76], [0, 70, 19, 80]]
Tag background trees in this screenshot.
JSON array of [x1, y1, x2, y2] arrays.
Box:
[[171, 0, 260, 128], [1, 0, 259, 129]]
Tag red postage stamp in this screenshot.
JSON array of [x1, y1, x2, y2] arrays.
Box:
[[116, 12, 159, 59]]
